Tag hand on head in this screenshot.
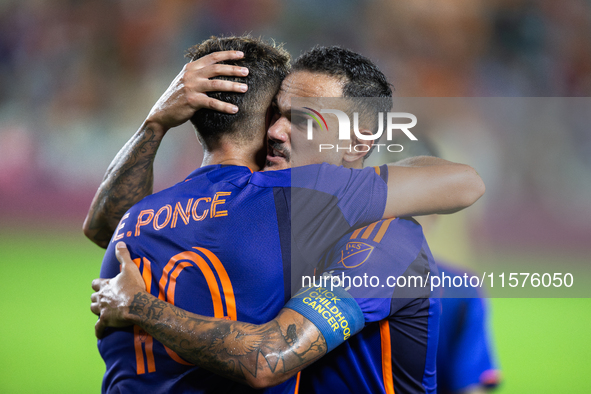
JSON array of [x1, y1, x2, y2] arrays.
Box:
[[145, 51, 248, 132]]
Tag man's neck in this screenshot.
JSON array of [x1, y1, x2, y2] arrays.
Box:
[[201, 140, 262, 171]]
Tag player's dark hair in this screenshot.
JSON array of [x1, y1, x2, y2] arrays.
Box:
[[186, 36, 290, 150], [292, 46, 393, 159]]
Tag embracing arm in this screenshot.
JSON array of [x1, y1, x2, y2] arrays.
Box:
[[83, 51, 249, 248], [82, 122, 164, 248], [91, 243, 330, 389], [384, 156, 485, 218], [126, 294, 325, 388]]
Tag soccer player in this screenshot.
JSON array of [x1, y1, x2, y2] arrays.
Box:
[[89, 39, 484, 393], [377, 136, 500, 393], [393, 137, 500, 394], [435, 262, 501, 394]]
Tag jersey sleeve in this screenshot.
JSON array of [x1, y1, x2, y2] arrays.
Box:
[[291, 163, 388, 228]]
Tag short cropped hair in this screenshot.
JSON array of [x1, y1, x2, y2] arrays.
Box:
[[292, 46, 393, 159], [186, 36, 290, 150], [293, 46, 392, 100]]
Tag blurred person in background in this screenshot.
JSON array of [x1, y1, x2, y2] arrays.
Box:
[[377, 135, 501, 394], [433, 258, 501, 394]]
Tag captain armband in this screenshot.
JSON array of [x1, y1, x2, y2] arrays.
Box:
[[284, 286, 364, 352]]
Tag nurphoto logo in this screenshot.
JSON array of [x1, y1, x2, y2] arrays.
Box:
[[306, 109, 418, 153]]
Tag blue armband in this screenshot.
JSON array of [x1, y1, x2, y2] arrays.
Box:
[[284, 286, 364, 352]]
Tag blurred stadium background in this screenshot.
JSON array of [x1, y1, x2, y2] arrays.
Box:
[[0, 0, 590, 392]]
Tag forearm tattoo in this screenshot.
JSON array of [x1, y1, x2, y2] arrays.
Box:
[[128, 293, 326, 385], [86, 126, 162, 246]]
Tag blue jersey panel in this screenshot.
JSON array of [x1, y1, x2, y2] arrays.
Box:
[[98, 164, 388, 394], [301, 218, 440, 394]]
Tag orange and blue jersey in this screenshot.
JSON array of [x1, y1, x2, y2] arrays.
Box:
[[436, 262, 500, 393], [98, 163, 388, 394], [300, 217, 440, 394]]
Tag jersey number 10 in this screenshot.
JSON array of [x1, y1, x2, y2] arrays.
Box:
[[132, 247, 236, 374]]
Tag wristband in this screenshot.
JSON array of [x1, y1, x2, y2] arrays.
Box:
[[284, 286, 364, 352]]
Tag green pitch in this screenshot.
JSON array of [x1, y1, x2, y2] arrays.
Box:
[[0, 228, 106, 393], [0, 228, 590, 393]]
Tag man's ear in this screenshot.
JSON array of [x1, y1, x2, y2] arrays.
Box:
[[342, 128, 374, 164]]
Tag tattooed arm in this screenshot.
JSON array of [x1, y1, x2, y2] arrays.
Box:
[[91, 243, 327, 389], [83, 123, 164, 248], [83, 51, 249, 248], [132, 295, 323, 388]]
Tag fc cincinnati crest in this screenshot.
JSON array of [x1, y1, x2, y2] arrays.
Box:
[[338, 242, 374, 268]]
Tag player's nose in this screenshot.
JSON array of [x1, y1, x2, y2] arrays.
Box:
[[267, 117, 290, 143]]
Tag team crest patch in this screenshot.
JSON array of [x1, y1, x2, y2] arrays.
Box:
[[338, 242, 374, 268]]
